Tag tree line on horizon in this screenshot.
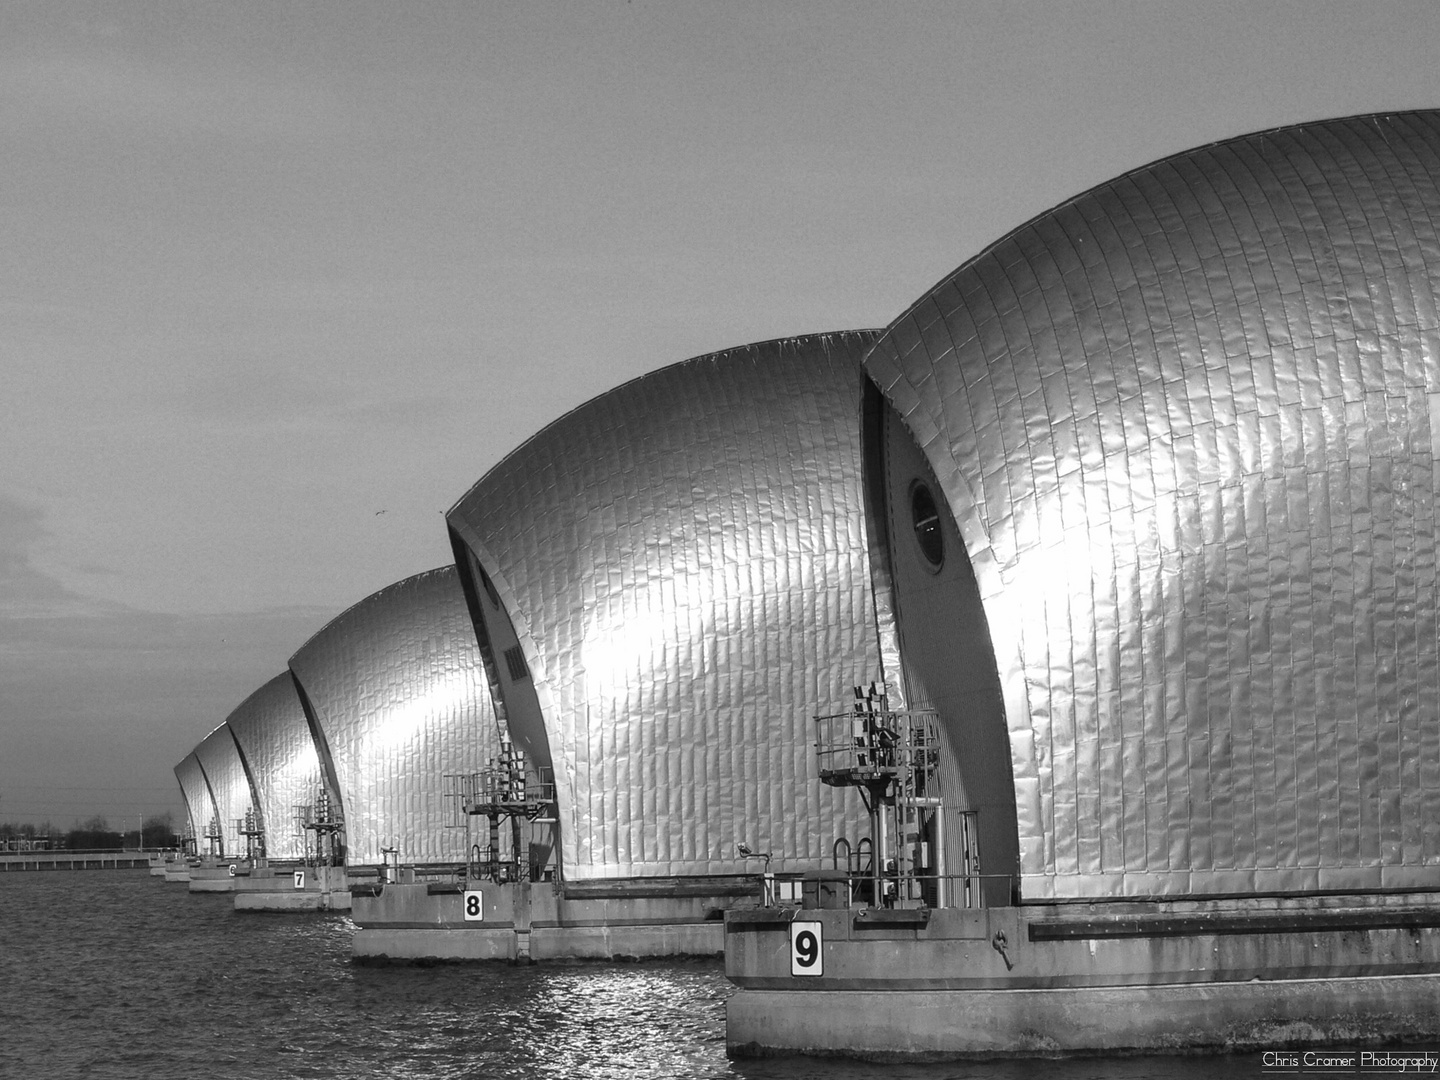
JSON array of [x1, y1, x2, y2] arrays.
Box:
[[0, 813, 181, 850]]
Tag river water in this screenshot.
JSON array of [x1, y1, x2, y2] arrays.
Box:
[[0, 870, 1348, 1079]]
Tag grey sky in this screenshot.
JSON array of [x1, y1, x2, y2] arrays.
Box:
[[5, 0, 1440, 828]]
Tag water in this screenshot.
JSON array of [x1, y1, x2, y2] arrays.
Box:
[[2, 871, 1269, 1078]]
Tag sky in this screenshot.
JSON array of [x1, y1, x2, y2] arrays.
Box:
[[5, 0, 1440, 831]]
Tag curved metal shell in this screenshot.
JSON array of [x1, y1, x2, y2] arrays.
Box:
[[223, 672, 323, 861], [193, 723, 255, 859], [865, 111, 1440, 899], [174, 751, 216, 848], [447, 332, 885, 879], [288, 565, 500, 866]]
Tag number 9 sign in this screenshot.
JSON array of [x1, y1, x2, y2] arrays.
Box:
[[790, 920, 823, 976]]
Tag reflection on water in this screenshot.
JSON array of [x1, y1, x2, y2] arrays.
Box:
[[3, 871, 1257, 1079]]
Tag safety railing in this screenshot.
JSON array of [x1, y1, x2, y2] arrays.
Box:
[[449, 768, 555, 819], [813, 707, 943, 786], [755, 869, 1021, 911]]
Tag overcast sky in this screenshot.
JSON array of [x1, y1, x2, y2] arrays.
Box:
[[5, 0, 1440, 830]]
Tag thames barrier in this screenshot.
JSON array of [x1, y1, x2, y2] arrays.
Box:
[[166, 111, 1440, 1059]]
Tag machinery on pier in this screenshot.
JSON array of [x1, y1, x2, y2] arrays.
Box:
[[447, 734, 554, 883], [814, 684, 950, 908], [296, 788, 344, 866], [236, 806, 265, 863], [202, 815, 225, 858]]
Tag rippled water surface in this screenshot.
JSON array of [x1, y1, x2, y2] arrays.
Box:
[[4, 871, 1272, 1078]]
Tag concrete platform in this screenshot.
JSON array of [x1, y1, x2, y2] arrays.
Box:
[[182, 860, 353, 909], [352, 876, 756, 962], [729, 975, 1440, 1058], [148, 854, 182, 877], [228, 865, 355, 912], [0, 852, 152, 871], [724, 894, 1440, 1058], [188, 864, 240, 892]]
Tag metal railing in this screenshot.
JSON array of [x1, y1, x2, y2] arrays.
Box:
[[446, 743, 556, 883], [813, 707, 943, 787], [449, 768, 555, 818], [759, 868, 1021, 911]]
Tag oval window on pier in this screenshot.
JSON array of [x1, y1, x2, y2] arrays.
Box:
[[911, 481, 944, 571]]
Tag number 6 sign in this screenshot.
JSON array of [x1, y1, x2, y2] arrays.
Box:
[[790, 920, 823, 976]]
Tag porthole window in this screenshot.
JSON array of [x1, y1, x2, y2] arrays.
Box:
[[911, 482, 944, 570]]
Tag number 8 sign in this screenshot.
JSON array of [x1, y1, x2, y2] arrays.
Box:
[[790, 920, 823, 976], [463, 890, 484, 922]]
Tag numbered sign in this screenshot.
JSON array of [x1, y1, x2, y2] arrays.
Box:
[[227, 864, 236, 877], [292, 871, 306, 890], [463, 890, 484, 922], [790, 920, 823, 976]]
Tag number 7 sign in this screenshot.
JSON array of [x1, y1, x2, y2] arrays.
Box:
[[790, 920, 823, 976]]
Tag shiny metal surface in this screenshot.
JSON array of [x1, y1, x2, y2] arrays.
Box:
[[448, 332, 884, 879], [193, 723, 254, 859], [174, 751, 215, 847], [224, 672, 323, 861], [288, 566, 500, 866], [865, 111, 1440, 899]]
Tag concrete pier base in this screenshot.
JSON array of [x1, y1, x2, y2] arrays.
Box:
[[187, 864, 240, 892], [182, 861, 354, 909], [148, 854, 182, 877], [724, 895, 1440, 1058], [728, 975, 1440, 1058], [352, 876, 756, 962], [232, 866, 354, 912]]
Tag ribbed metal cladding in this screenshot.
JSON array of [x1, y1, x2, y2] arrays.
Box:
[[192, 723, 255, 859], [224, 672, 323, 861], [447, 332, 885, 880], [865, 111, 1440, 899], [287, 565, 501, 867], [174, 751, 216, 848]]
